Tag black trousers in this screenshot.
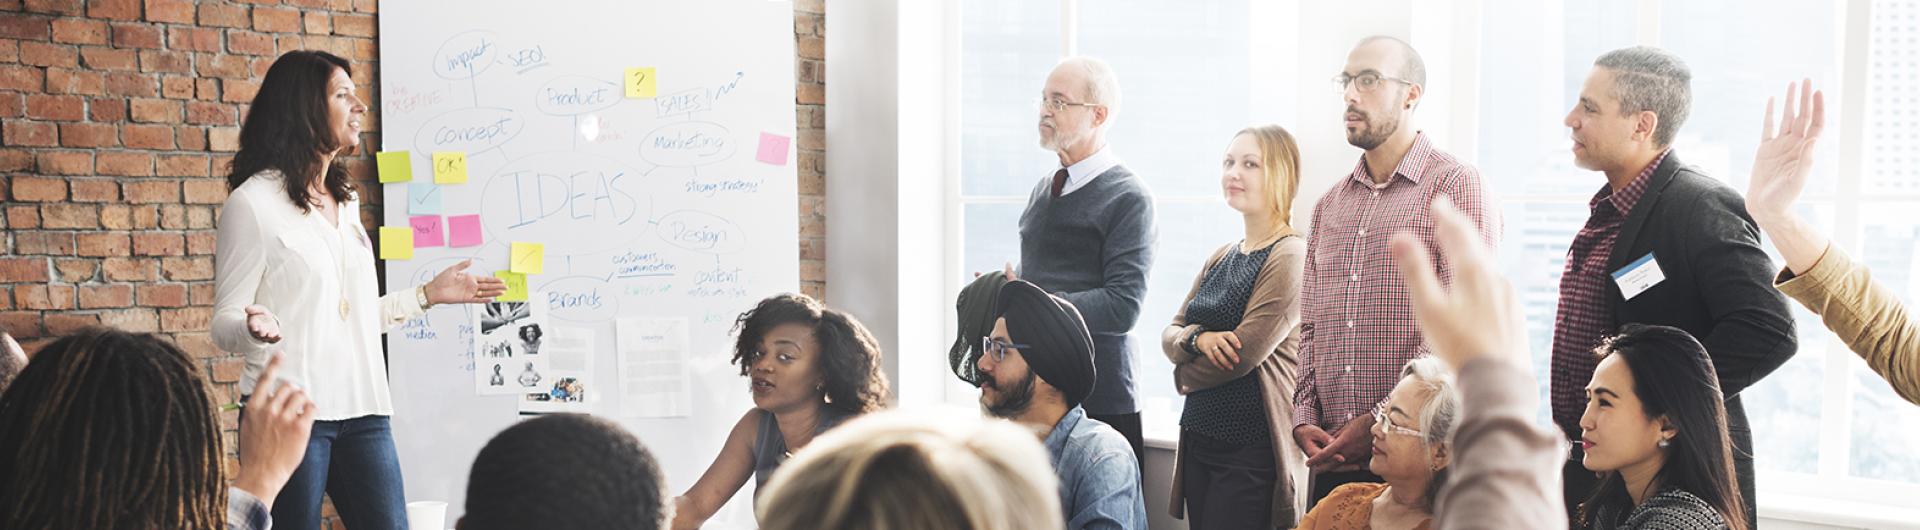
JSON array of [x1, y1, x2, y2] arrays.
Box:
[[1181, 430, 1275, 530], [1088, 411, 1145, 475], [1306, 468, 1383, 510]]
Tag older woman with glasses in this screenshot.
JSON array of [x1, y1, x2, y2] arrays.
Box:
[[1296, 357, 1460, 530]]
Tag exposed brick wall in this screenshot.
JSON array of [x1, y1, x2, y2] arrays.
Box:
[[2, 0, 823, 527]]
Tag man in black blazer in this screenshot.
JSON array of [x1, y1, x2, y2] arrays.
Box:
[[1549, 46, 1796, 527]]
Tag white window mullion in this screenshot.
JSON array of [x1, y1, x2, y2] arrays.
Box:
[[1816, 0, 1877, 480], [1061, 0, 1078, 58]]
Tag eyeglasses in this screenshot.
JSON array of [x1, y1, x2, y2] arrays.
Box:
[[980, 337, 1031, 363], [1332, 72, 1417, 95], [1035, 96, 1101, 113], [1373, 402, 1425, 438]]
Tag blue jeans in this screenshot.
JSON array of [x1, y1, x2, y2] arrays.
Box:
[[242, 413, 409, 530]]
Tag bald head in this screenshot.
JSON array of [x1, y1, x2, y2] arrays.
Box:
[[1354, 35, 1426, 87]]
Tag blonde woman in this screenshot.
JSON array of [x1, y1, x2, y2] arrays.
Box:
[[1161, 125, 1309, 528], [756, 410, 1063, 530]]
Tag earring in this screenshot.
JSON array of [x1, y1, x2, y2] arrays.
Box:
[[1657, 439, 1671, 449]]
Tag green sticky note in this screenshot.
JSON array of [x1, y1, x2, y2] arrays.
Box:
[[433, 151, 469, 184], [625, 67, 656, 98], [377, 151, 413, 183], [510, 242, 544, 274], [494, 270, 527, 302], [378, 226, 413, 260]]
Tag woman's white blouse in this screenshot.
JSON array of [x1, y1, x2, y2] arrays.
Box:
[[213, 171, 427, 420]]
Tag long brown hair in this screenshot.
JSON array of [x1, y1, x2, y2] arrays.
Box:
[[731, 293, 891, 414], [226, 50, 357, 212], [0, 328, 227, 529]]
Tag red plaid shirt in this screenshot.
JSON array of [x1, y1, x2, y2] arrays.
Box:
[[1549, 150, 1668, 435], [1294, 133, 1500, 429]]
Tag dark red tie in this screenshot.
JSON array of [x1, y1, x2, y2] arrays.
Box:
[[1050, 169, 1069, 199]]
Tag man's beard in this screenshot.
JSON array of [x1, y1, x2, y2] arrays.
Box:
[[982, 369, 1039, 419], [1346, 108, 1400, 151], [1040, 121, 1086, 152]]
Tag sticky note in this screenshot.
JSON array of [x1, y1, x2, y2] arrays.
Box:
[[624, 67, 657, 99], [410, 215, 445, 248], [378, 226, 414, 260], [510, 242, 544, 274], [377, 151, 413, 183], [448, 214, 483, 247], [407, 183, 442, 215], [433, 151, 468, 184], [494, 271, 527, 302], [756, 132, 791, 165]]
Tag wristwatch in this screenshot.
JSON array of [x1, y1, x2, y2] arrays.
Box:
[[1183, 327, 1203, 357], [416, 284, 432, 309]]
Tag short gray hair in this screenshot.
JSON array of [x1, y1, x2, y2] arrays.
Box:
[[1594, 46, 1692, 146], [1399, 356, 1460, 448], [1059, 56, 1121, 117]]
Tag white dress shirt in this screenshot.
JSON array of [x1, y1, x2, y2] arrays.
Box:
[[1055, 145, 1122, 196], [213, 171, 427, 420]]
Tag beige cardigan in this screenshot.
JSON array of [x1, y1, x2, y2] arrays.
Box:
[[1776, 245, 1920, 405], [1160, 236, 1307, 529]]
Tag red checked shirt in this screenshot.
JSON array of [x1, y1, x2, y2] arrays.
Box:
[[1549, 150, 1668, 435], [1294, 133, 1500, 430]]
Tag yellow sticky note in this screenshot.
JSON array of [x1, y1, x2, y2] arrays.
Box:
[[432, 151, 468, 184], [510, 242, 544, 274], [378, 226, 414, 260], [377, 151, 413, 183], [624, 67, 656, 99], [494, 271, 527, 302]]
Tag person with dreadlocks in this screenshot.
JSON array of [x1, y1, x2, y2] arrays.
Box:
[[0, 328, 318, 530]]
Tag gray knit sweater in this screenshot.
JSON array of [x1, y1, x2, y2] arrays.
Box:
[[1016, 165, 1156, 415]]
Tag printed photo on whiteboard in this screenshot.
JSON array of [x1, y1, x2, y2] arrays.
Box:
[[473, 297, 551, 395], [522, 326, 597, 415]]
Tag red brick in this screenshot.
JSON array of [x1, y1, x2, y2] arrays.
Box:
[[144, 0, 196, 24], [6, 205, 41, 228], [101, 257, 157, 281], [124, 179, 179, 203], [252, 7, 301, 32], [208, 126, 240, 152], [14, 283, 76, 310], [50, 17, 108, 45], [132, 232, 184, 256], [0, 65, 42, 93], [0, 40, 17, 64], [160, 256, 212, 281], [286, 0, 331, 8], [0, 92, 21, 119], [156, 154, 206, 176], [0, 148, 29, 171], [161, 74, 194, 99], [0, 312, 46, 338], [160, 307, 209, 332], [185, 101, 236, 125], [354, 0, 375, 12], [13, 230, 75, 254], [198, 53, 252, 79], [43, 67, 102, 95], [104, 71, 157, 97], [123, 124, 174, 150], [227, 30, 274, 56], [176, 125, 206, 150], [0, 14, 51, 41], [182, 179, 227, 204], [211, 357, 244, 381], [138, 49, 190, 74], [75, 48, 135, 74], [70, 177, 117, 201], [53, 258, 96, 282], [199, 3, 251, 28], [346, 37, 375, 61], [110, 23, 163, 49], [76, 232, 131, 257], [4, 120, 58, 147], [128, 204, 159, 229], [136, 283, 188, 307], [184, 205, 213, 229], [87, 97, 127, 121], [79, 284, 135, 309], [99, 308, 158, 332], [129, 98, 178, 122], [332, 13, 373, 37], [97, 151, 152, 176], [36, 150, 92, 175], [173, 330, 218, 359], [58, 122, 117, 148], [222, 78, 259, 103], [25, 94, 83, 121], [195, 77, 219, 100], [0, 258, 49, 283], [10, 175, 65, 201], [185, 231, 216, 254], [167, 27, 223, 53], [302, 11, 330, 34], [23, 0, 83, 14], [88, 0, 141, 20], [45, 312, 99, 335]]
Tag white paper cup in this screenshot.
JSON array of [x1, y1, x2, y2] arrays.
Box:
[[406, 500, 448, 530]]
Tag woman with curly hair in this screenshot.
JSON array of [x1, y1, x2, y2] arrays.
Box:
[[671, 293, 892, 530]]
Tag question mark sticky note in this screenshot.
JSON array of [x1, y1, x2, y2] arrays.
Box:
[[625, 67, 656, 99]]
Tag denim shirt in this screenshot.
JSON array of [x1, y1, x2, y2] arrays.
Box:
[[1044, 406, 1148, 530]]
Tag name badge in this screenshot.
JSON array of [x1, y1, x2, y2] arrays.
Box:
[[1612, 252, 1666, 301]]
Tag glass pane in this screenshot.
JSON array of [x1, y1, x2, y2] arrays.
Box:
[[1848, 202, 1920, 484], [1079, 0, 1264, 197], [961, 0, 1061, 197], [1661, 0, 1843, 196], [1867, 0, 1920, 195], [1477, 0, 1638, 197], [961, 202, 1024, 283], [1747, 203, 1837, 475], [1497, 200, 1591, 424]]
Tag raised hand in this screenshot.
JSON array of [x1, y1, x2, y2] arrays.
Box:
[[1390, 197, 1527, 370], [1747, 78, 1825, 226]]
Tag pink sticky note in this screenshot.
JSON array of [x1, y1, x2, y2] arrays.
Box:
[[448, 214, 484, 248], [756, 132, 790, 165], [410, 215, 445, 248]]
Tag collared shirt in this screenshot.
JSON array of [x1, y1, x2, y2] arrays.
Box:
[[1055, 145, 1122, 197], [228, 487, 272, 530], [1294, 133, 1499, 429], [1549, 150, 1668, 434], [1044, 406, 1148, 530]]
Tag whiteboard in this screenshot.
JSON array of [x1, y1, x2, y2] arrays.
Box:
[[377, 1, 796, 525]]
